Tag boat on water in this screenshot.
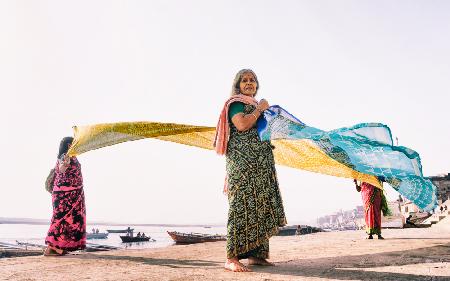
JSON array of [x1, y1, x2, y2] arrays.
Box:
[[277, 225, 323, 236], [86, 232, 109, 239], [167, 231, 226, 244], [107, 228, 134, 233], [119, 235, 154, 243], [277, 225, 298, 236], [14, 240, 120, 252]]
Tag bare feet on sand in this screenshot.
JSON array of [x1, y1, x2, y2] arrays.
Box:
[[248, 257, 275, 266], [43, 246, 65, 256], [224, 258, 252, 272]]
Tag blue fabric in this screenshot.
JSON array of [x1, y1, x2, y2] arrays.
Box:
[[257, 105, 437, 211]]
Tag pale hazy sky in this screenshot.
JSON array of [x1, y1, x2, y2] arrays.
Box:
[[1, 1, 449, 225]]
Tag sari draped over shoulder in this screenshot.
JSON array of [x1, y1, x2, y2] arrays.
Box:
[[219, 98, 287, 259], [213, 94, 258, 155], [45, 157, 86, 251]]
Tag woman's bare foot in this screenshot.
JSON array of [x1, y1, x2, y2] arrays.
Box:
[[43, 247, 52, 256], [248, 257, 275, 266], [224, 258, 252, 272], [53, 247, 65, 255], [44, 247, 59, 256], [43, 246, 64, 256]]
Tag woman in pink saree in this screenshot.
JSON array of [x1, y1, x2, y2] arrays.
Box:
[[44, 137, 86, 256], [354, 179, 390, 239]]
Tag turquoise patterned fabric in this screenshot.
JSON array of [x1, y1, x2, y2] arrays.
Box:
[[257, 105, 437, 211]]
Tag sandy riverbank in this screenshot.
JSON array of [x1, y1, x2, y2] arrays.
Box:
[[1, 225, 449, 281]]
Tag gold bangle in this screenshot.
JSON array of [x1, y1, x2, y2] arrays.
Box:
[[250, 113, 258, 120]]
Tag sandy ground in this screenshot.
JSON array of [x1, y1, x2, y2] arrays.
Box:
[[1, 224, 449, 281]]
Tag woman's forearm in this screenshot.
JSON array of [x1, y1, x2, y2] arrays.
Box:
[[232, 108, 262, 132]]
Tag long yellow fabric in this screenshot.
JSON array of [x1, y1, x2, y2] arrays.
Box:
[[67, 121, 381, 188]]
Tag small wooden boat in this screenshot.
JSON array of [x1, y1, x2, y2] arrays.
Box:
[[167, 231, 226, 244], [1, 241, 29, 250], [15, 240, 120, 252], [277, 225, 298, 236], [277, 225, 323, 236], [119, 235, 154, 243], [85, 243, 121, 252], [87, 232, 109, 239], [107, 228, 134, 233], [0, 242, 44, 258]]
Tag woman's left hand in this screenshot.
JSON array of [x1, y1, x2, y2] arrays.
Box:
[[257, 99, 270, 112], [59, 154, 70, 172]]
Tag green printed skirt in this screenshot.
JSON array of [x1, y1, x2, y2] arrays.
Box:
[[226, 106, 287, 259]]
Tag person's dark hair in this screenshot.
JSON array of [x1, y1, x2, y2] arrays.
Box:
[[58, 137, 74, 159], [231, 69, 259, 96]]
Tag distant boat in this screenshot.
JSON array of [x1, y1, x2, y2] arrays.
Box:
[[167, 231, 226, 244], [107, 228, 134, 233], [119, 235, 154, 243], [277, 225, 298, 236], [277, 225, 323, 236], [87, 232, 109, 239], [14, 240, 120, 252]]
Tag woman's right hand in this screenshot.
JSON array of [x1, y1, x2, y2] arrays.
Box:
[[63, 154, 70, 165], [354, 179, 361, 192], [257, 99, 270, 112]]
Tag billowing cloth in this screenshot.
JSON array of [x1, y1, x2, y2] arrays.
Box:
[[45, 157, 86, 251], [360, 182, 383, 235], [226, 103, 286, 259], [66, 106, 437, 211], [257, 106, 437, 211], [213, 94, 258, 155], [68, 122, 216, 156], [67, 122, 379, 191]]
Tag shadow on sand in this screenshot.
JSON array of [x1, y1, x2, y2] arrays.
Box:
[[67, 253, 220, 269], [65, 242, 449, 280], [255, 242, 450, 280]]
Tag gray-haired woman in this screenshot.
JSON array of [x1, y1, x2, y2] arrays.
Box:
[[214, 69, 287, 272]]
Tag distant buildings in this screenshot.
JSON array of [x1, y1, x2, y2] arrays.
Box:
[[316, 173, 450, 230], [400, 200, 420, 215], [399, 173, 449, 216], [316, 200, 403, 230], [316, 206, 365, 230], [430, 173, 450, 204]]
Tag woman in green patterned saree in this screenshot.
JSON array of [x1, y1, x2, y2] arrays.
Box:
[[215, 69, 287, 272]]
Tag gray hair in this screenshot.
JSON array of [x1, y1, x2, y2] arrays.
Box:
[[230, 69, 259, 96]]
